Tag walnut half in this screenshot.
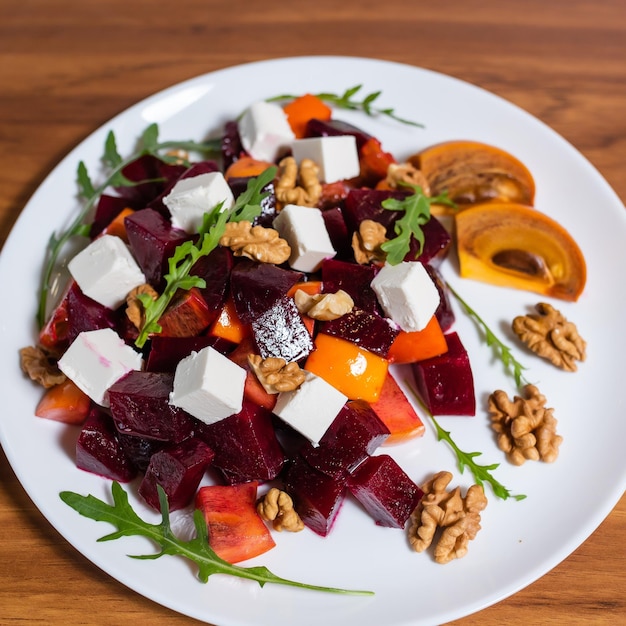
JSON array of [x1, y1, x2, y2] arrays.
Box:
[[257, 488, 304, 532], [220, 221, 291, 265], [19, 346, 66, 388]]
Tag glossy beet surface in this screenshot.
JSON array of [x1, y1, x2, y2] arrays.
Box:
[[66, 282, 118, 343], [348, 454, 423, 528], [411, 331, 476, 416], [190, 246, 233, 322], [321, 258, 380, 313], [145, 335, 234, 372]]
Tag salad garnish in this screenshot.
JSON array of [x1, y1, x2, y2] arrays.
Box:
[[267, 84, 423, 128], [134, 166, 276, 348], [60, 482, 374, 596], [380, 184, 455, 265], [37, 124, 221, 328]]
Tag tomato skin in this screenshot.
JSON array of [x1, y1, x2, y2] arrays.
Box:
[[35, 379, 91, 425]]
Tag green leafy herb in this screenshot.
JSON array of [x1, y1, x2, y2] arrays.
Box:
[[445, 282, 531, 389], [379, 185, 455, 266], [60, 481, 373, 596], [407, 386, 526, 501], [267, 84, 423, 127], [37, 124, 221, 328], [135, 166, 276, 348]]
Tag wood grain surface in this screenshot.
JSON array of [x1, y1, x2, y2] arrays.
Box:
[[1, 1, 625, 624]]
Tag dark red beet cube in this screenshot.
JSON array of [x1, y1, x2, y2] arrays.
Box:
[[411, 332, 476, 416], [116, 432, 165, 473], [76, 407, 136, 482], [305, 118, 373, 151], [321, 206, 352, 260], [108, 371, 194, 442], [283, 455, 347, 536], [125, 208, 190, 286], [229, 259, 303, 324], [66, 282, 118, 343], [138, 437, 214, 511], [348, 454, 423, 528], [146, 335, 234, 372], [321, 258, 381, 313], [195, 400, 285, 484], [228, 178, 277, 228], [190, 246, 233, 322], [320, 307, 399, 358], [425, 264, 455, 332], [300, 400, 389, 479], [91, 194, 140, 239], [251, 296, 314, 363]]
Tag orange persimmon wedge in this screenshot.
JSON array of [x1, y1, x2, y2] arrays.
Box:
[[282, 94, 332, 138], [209, 296, 250, 344], [195, 482, 275, 563], [35, 379, 91, 425], [97, 207, 135, 242], [304, 333, 388, 403], [387, 315, 448, 364], [224, 156, 274, 180], [369, 371, 425, 444], [455, 202, 587, 301]]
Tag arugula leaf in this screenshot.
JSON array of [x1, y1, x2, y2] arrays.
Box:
[[445, 282, 531, 389], [407, 386, 526, 501], [267, 84, 423, 127], [379, 185, 455, 266], [60, 482, 373, 595], [37, 125, 222, 328], [134, 167, 277, 348]]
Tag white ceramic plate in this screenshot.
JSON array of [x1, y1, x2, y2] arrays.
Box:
[[1, 56, 625, 626]]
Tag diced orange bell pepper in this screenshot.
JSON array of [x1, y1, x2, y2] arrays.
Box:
[[97, 207, 135, 242], [282, 94, 332, 139], [208, 297, 250, 344], [195, 481, 276, 563], [304, 332, 388, 403], [224, 156, 274, 180], [35, 378, 91, 425], [369, 371, 425, 444], [387, 315, 449, 364], [158, 287, 214, 338]]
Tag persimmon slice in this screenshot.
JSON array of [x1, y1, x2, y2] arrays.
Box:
[[455, 202, 586, 301]]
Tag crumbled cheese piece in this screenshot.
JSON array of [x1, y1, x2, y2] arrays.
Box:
[[169, 346, 246, 425], [67, 235, 146, 310], [57, 328, 143, 407], [291, 135, 360, 182], [238, 101, 295, 162], [273, 372, 347, 445], [370, 261, 440, 332], [162, 171, 235, 233], [272, 204, 336, 272]]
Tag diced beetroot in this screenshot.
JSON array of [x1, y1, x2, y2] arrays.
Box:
[[39, 282, 72, 354], [321, 258, 381, 313], [425, 264, 455, 332], [283, 455, 347, 537], [305, 118, 372, 151], [157, 287, 214, 338], [108, 371, 194, 442], [348, 454, 423, 528], [91, 194, 139, 239], [145, 335, 234, 372], [116, 432, 166, 473], [320, 307, 399, 358], [115, 154, 187, 204], [66, 282, 118, 343], [251, 295, 314, 363], [138, 437, 214, 511], [125, 208, 190, 286], [221, 120, 248, 171], [411, 332, 476, 416], [300, 400, 389, 479], [229, 259, 303, 324], [228, 178, 277, 228], [190, 246, 233, 321], [195, 400, 284, 484], [321, 206, 352, 260], [76, 407, 136, 482], [318, 181, 353, 212]]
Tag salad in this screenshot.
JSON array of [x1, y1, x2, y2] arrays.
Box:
[[19, 84, 586, 594]]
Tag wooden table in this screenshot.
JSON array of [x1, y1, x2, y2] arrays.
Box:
[[1, 1, 625, 624]]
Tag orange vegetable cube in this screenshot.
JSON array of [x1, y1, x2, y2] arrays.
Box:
[[304, 333, 388, 403], [209, 297, 250, 344], [387, 315, 448, 364], [35, 378, 91, 425], [97, 207, 135, 242], [282, 94, 332, 139], [224, 156, 274, 180]]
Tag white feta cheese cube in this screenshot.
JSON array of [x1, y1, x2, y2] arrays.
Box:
[[370, 261, 440, 332], [238, 101, 295, 162], [57, 328, 143, 407], [273, 372, 347, 445], [162, 171, 235, 233], [291, 135, 360, 183], [272, 204, 336, 272], [169, 346, 246, 425], [67, 234, 146, 310]]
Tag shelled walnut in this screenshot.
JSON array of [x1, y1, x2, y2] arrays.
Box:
[[489, 384, 562, 465], [293, 288, 354, 321], [384, 162, 431, 194], [408, 471, 487, 564], [248, 355, 306, 393], [219, 221, 291, 264], [126, 283, 158, 329], [351, 219, 387, 264], [257, 487, 304, 532], [512, 302, 586, 372], [19, 345, 67, 388], [275, 156, 322, 207]]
